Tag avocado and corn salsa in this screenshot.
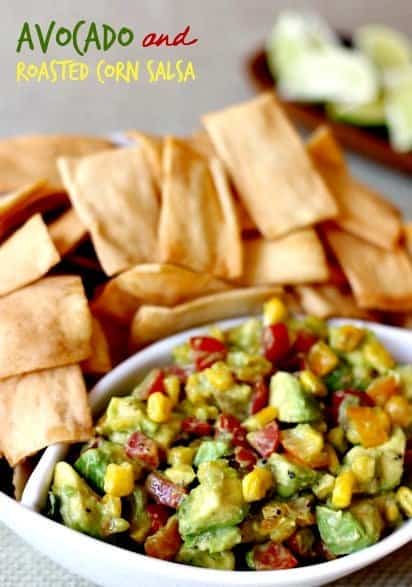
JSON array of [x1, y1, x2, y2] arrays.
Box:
[[49, 298, 412, 571]]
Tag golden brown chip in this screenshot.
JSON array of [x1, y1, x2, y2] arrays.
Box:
[[125, 131, 163, 190], [307, 127, 401, 250], [403, 223, 412, 258], [296, 284, 373, 319], [58, 147, 160, 276], [158, 138, 242, 279], [240, 229, 329, 286], [81, 317, 112, 375], [0, 180, 68, 240], [92, 263, 229, 325], [236, 200, 257, 233], [324, 226, 412, 311], [0, 276, 92, 379], [0, 214, 60, 296], [48, 207, 87, 256], [202, 93, 337, 239], [130, 286, 283, 348], [187, 129, 216, 159], [0, 134, 114, 192], [0, 365, 92, 466]]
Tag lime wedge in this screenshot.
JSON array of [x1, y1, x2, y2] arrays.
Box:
[[385, 74, 412, 152], [355, 25, 412, 71], [277, 47, 378, 105], [326, 97, 386, 126], [266, 11, 337, 78]]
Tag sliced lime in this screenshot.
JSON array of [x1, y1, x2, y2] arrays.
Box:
[[326, 96, 386, 126], [277, 46, 378, 105], [385, 76, 412, 152], [266, 11, 337, 79], [355, 25, 412, 71]]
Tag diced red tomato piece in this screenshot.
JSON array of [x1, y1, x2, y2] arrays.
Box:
[[250, 379, 269, 415], [139, 369, 165, 399], [234, 446, 258, 471], [277, 352, 306, 373], [144, 516, 182, 560], [125, 431, 160, 469], [181, 416, 213, 437], [293, 330, 318, 354], [190, 336, 227, 353], [215, 413, 249, 448], [253, 542, 298, 570], [262, 323, 290, 363], [247, 421, 280, 458], [286, 529, 315, 558], [145, 472, 186, 509], [147, 504, 172, 535], [328, 389, 374, 425]]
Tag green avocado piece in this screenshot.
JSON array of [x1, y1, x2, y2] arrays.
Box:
[[176, 546, 235, 570], [344, 427, 406, 494], [128, 486, 151, 543], [194, 440, 231, 467], [226, 351, 271, 383], [324, 364, 354, 392], [177, 461, 247, 537], [268, 454, 319, 498], [52, 462, 129, 539], [316, 502, 382, 555], [269, 372, 321, 423], [394, 365, 412, 400], [227, 318, 262, 353], [184, 526, 241, 553]]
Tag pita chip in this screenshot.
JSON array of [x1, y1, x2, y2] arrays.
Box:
[[202, 93, 337, 239], [130, 286, 283, 348], [307, 127, 402, 250], [58, 147, 160, 276], [158, 138, 242, 279], [0, 276, 92, 379], [92, 263, 229, 325], [126, 131, 163, 190], [0, 365, 92, 466], [187, 129, 216, 159], [240, 229, 329, 286], [296, 284, 374, 319], [403, 223, 412, 258], [324, 226, 412, 311], [0, 214, 60, 296], [81, 317, 112, 375], [48, 207, 87, 256], [0, 134, 113, 192]]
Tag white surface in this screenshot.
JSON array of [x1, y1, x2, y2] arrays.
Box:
[[0, 318, 408, 587]]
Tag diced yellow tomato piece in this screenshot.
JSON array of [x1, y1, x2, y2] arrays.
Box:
[[346, 406, 390, 448], [384, 395, 412, 428]]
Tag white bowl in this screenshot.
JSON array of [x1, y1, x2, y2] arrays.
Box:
[[1, 317, 411, 587]]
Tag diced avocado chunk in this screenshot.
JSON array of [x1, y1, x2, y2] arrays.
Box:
[[74, 441, 141, 493], [194, 440, 230, 467], [184, 526, 241, 553], [212, 382, 252, 421], [316, 502, 382, 555], [226, 351, 271, 383], [177, 461, 247, 537], [268, 454, 319, 498], [324, 364, 354, 392], [176, 546, 235, 570], [52, 462, 129, 539], [394, 365, 412, 400], [344, 427, 406, 494], [269, 372, 321, 423], [128, 486, 151, 543], [227, 318, 262, 353]]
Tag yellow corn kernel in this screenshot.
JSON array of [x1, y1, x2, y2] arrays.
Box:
[[385, 501, 401, 524], [326, 444, 340, 475], [194, 404, 219, 421], [104, 463, 134, 497], [327, 427, 347, 453], [205, 361, 234, 392], [396, 486, 412, 517], [308, 341, 339, 376], [313, 474, 335, 500], [263, 297, 288, 326], [299, 370, 327, 397], [331, 471, 356, 509], [167, 446, 195, 466], [101, 494, 122, 518], [147, 392, 173, 423], [208, 325, 225, 342], [332, 325, 365, 352], [242, 467, 273, 502], [363, 339, 395, 372], [185, 373, 211, 404], [384, 395, 412, 428], [164, 464, 196, 486], [351, 454, 376, 484], [163, 375, 180, 406], [243, 406, 278, 431]]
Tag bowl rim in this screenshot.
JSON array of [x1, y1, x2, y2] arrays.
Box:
[[6, 317, 412, 583]]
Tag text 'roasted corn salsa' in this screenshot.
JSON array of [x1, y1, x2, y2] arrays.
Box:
[[48, 298, 412, 571]]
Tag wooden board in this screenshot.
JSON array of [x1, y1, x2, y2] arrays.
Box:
[[247, 48, 412, 176]]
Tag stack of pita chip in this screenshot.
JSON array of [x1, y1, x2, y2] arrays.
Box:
[[1, 93, 412, 490]]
